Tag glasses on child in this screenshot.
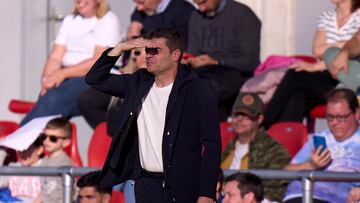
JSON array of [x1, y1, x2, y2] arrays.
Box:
[[145, 47, 160, 55], [40, 133, 69, 143], [325, 111, 353, 122]]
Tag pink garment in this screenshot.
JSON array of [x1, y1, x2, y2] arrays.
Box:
[[254, 55, 300, 76], [241, 68, 287, 104]]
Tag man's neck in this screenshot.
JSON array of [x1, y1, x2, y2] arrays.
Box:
[[49, 149, 65, 158], [237, 131, 257, 144], [154, 66, 178, 87]]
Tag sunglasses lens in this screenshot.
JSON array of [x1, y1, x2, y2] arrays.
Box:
[[49, 136, 58, 143], [145, 47, 158, 55], [134, 51, 141, 56]]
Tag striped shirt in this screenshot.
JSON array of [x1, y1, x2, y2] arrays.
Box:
[[318, 8, 360, 44]]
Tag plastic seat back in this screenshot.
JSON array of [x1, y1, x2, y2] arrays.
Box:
[[8, 99, 35, 114], [64, 123, 83, 167], [220, 121, 235, 152], [110, 190, 125, 203], [0, 121, 19, 164], [267, 122, 308, 157], [0, 121, 19, 138], [88, 122, 112, 167]]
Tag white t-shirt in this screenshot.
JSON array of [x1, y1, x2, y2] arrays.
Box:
[[229, 140, 249, 170], [318, 8, 360, 44], [55, 11, 122, 66], [137, 82, 173, 172]]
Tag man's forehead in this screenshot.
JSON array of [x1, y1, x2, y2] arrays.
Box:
[[149, 38, 167, 46]]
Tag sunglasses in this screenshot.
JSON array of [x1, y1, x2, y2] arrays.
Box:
[[134, 50, 141, 56], [40, 133, 69, 143], [145, 47, 160, 55]]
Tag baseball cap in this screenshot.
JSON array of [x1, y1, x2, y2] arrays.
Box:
[[232, 93, 264, 118]]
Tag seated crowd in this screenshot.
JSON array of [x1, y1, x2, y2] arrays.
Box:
[[2, 0, 360, 202]]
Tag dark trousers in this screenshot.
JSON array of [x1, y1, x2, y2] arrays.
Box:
[[77, 88, 123, 136], [134, 171, 175, 203], [194, 64, 252, 121], [263, 70, 338, 129]]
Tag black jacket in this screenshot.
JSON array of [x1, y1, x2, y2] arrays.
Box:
[[85, 49, 221, 202]]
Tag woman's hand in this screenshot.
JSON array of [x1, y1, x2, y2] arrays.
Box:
[[289, 61, 326, 72]]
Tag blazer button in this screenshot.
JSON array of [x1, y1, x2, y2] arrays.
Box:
[[130, 112, 133, 116], [172, 197, 176, 202], [167, 131, 170, 135]]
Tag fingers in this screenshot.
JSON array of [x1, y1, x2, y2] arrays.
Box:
[[127, 21, 143, 39], [310, 147, 331, 169]]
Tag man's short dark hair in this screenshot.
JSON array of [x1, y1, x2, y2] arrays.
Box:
[[144, 28, 184, 53], [224, 172, 264, 202], [77, 171, 112, 195], [326, 88, 359, 113], [45, 117, 72, 138]]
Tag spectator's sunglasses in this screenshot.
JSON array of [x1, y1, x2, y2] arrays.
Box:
[[40, 133, 69, 143], [134, 50, 141, 56], [145, 47, 160, 55]]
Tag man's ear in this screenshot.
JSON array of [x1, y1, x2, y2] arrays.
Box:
[[256, 114, 264, 126], [355, 107, 360, 120], [243, 192, 255, 202], [102, 193, 111, 203], [172, 49, 182, 62], [62, 138, 71, 148]]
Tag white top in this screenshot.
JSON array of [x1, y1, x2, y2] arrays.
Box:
[[55, 11, 122, 66], [229, 140, 249, 169], [137, 82, 173, 172], [318, 8, 360, 44]]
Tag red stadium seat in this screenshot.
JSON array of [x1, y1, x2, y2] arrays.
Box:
[[267, 122, 308, 157], [0, 121, 20, 164], [64, 123, 83, 167], [8, 99, 35, 114], [88, 122, 112, 167], [307, 105, 326, 133], [110, 190, 125, 203], [220, 121, 235, 152]]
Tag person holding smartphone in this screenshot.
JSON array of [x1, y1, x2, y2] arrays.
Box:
[[283, 88, 360, 203]]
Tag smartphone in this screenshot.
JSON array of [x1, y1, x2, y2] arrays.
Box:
[[313, 135, 327, 152]]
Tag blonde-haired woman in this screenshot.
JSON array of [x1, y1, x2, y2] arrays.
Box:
[[21, 0, 122, 126]]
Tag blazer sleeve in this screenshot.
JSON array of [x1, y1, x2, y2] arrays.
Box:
[[85, 48, 132, 98], [194, 79, 221, 200]]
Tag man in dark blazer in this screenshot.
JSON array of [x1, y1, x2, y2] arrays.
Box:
[[85, 28, 221, 203]]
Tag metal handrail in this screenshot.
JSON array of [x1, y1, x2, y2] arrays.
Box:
[[1, 167, 360, 203]]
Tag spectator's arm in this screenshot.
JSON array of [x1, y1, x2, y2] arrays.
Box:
[[312, 29, 346, 59], [285, 146, 331, 170], [221, 10, 261, 72], [329, 30, 360, 77]]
